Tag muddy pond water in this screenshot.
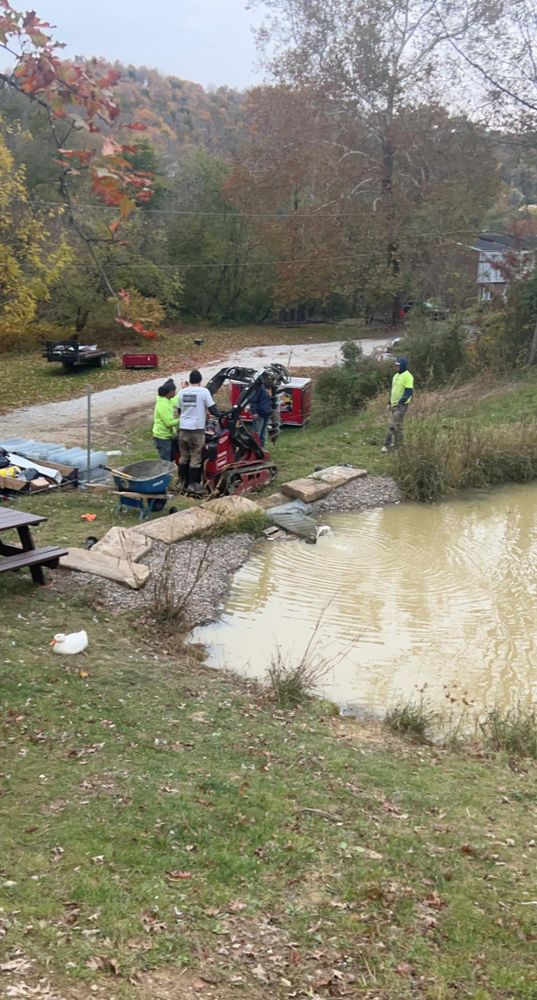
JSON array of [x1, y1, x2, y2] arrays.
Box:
[[192, 483, 537, 715]]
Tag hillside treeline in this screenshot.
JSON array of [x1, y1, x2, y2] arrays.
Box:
[[1, 0, 537, 355]]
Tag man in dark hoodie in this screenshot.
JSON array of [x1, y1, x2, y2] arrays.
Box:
[[249, 376, 274, 447], [381, 356, 414, 452]]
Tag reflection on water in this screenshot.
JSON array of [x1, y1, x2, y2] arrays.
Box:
[[192, 484, 537, 713]]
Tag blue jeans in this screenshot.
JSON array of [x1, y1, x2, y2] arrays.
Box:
[[252, 414, 269, 445], [154, 437, 173, 462]]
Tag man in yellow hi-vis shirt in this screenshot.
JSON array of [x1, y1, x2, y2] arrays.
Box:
[[381, 357, 414, 452]]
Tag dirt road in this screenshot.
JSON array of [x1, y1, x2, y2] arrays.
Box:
[[1, 338, 390, 446]]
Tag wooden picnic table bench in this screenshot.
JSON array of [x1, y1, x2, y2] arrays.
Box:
[[0, 508, 67, 586]]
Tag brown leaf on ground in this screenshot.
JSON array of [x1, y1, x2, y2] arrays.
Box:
[[461, 843, 478, 856], [134, 967, 269, 999], [86, 955, 120, 975], [423, 890, 447, 909], [395, 962, 415, 976], [251, 964, 269, 983], [227, 900, 247, 913], [166, 870, 193, 881], [1, 958, 32, 974]]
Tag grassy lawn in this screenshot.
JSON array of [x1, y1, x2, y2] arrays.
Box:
[[0, 576, 535, 999], [0, 323, 362, 416], [468, 375, 537, 424]]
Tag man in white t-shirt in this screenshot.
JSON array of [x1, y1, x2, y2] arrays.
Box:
[[177, 369, 219, 493]]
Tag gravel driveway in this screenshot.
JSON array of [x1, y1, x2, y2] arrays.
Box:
[[2, 339, 391, 444]]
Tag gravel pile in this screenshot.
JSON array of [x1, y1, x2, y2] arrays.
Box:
[[310, 474, 401, 514], [56, 533, 258, 628], [55, 475, 400, 625]]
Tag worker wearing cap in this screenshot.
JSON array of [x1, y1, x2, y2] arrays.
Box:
[[152, 378, 179, 462], [381, 357, 414, 452], [177, 369, 219, 493]]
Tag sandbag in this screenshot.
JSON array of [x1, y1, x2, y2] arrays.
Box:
[[266, 500, 318, 543], [281, 477, 333, 503], [92, 526, 152, 562], [60, 548, 150, 589], [309, 465, 367, 486]]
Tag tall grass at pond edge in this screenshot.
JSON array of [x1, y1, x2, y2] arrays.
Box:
[[390, 417, 537, 502]]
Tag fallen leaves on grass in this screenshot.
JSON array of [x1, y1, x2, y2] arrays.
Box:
[[461, 842, 479, 857], [227, 900, 247, 913], [1, 958, 32, 974], [86, 954, 120, 975], [141, 911, 168, 934], [166, 869, 193, 882], [395, 962, 415, 977]]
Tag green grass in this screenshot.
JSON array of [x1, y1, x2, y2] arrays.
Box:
[[385, 695, 440, 742], [480, 702, 537, 759], [468, 373, 537, 424], [0, 578, 536, 998]]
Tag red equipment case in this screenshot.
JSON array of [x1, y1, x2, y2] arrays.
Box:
[[230, 376, 312, 427], [122, 353, 159, 370]]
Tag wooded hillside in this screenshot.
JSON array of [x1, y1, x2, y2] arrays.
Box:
[[0, 0, 536, 352]]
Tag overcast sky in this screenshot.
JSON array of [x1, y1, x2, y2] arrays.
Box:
[[40, 0, 265, 89]]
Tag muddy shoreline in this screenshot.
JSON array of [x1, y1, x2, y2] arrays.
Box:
[[54, 475, 401, 628]]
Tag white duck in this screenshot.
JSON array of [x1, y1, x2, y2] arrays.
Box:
[[50, 631, 88, 655]]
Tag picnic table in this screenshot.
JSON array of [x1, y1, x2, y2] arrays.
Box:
[[0, 508, 67, 586]]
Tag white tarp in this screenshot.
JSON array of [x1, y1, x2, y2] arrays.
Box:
[[7, 452, 62, 483]]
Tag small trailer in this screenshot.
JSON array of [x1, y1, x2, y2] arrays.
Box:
[[122, 352, 159, 370], [43, 340, 115, 372]]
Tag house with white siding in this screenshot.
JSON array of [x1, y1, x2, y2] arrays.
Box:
[[469, 232, 532, 302]]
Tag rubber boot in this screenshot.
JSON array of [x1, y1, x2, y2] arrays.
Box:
[[187, 465, 203, 497], [177, 463, 189, 493]]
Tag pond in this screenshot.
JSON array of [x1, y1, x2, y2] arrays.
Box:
[[192, 483, 537, 715]]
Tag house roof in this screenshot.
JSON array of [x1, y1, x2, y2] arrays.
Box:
[[470, 232, 531, 254]]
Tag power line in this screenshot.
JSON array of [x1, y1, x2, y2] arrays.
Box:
[[29, 198, 504, 231], [44, 240, 484, 271]]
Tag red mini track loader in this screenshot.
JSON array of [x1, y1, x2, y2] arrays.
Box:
[[178, 363, 290, 497]]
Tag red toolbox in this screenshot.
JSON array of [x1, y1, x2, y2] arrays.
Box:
[[230, 376, 312, 427], [122, 353, 159, 370]]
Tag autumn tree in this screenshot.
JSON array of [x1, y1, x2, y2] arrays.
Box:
[[437, 0, 537, 122], [249, 0, 503, 320], [0, 3, 158, 339], [0, 122, 70, 348], [167, 149, 273, 321], [230, 81, 498, 320], [226, 86, 350, 318], [442, 0, 537, 364]]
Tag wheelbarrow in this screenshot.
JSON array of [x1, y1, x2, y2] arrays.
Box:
[[107, 460, 175, 521]]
